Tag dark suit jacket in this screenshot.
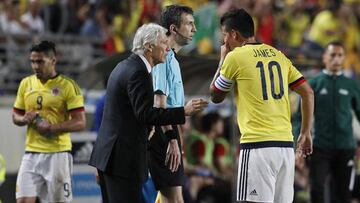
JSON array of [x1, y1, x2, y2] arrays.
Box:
[[89, 54, 185, 182]]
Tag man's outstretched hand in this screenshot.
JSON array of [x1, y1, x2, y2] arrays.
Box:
[[184, 98, 208, 116]]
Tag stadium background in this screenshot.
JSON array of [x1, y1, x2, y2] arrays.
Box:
[[0, 0, 359, 202]]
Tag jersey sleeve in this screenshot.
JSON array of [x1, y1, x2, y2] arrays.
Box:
[[285, 57, 306, 90], [65, 79, 84, 112], [152, 62, 169, 95], [215, 53, 238, 92], [13, 78, 26, 113]]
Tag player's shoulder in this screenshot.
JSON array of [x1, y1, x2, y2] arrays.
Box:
[[58, 74, 79, 85], [23, 74, 36, 81], [57, 74, 82, 91], [262, 44, 286, 57], [233, 43, 279, 54], [19, 74, 36, 85], [224, 49, 240, 62]]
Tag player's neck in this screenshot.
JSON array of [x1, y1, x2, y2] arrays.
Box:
[[241, 37, 257, 46], [40, 71, 57, 83]]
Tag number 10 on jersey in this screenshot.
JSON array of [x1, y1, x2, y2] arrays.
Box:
[[256, 61, 284, 100]]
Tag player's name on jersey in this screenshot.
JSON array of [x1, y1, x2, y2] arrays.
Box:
[[253, 48, 276, 58]]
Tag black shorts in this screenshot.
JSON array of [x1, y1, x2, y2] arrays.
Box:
[[148, 125, 184, 190]]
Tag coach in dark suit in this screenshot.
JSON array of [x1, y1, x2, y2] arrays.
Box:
[[89, 23, 207, 203]]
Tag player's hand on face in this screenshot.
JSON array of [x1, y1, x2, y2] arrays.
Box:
[[220, 44, 231, 60], [184, 99, 209, 116], [36, 119, 51, 136], [296, 132, 313, 158], [165, 139, 181, 172], [23, 111, 37, 124]]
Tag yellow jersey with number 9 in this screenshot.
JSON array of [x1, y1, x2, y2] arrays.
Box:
[[13, 74, 84, 152], [217, 43, 305, 144]]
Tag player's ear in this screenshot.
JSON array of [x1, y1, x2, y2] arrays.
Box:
[[231, 30, 239, 39], [234, 31, 245, 42], [170, 24, 176, 34]]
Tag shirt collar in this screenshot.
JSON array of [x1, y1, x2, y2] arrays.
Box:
[[138, 54, 152, 73], [170, 48, 176, 57], [323, 69, 343, 76]]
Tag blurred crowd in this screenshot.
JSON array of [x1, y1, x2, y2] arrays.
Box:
[[181, 111, 234, 203], [0, 0, 359, 73]]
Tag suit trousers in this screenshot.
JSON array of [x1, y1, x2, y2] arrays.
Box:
[[98, 170, 144, 203]]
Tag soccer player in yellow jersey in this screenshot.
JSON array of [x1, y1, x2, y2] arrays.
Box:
[[210, 9, 314, 203], [12, 41, 86, 203]]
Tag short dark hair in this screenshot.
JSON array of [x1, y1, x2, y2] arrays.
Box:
[[325, 41, 344, 51], [160, 5, 193, 36], [30, 40, 56, 57], [328, 0, 342, 12], [220, 8, 254, 38], [201, 112, 222, 133]]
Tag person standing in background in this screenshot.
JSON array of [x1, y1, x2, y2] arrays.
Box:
[[294, 41, 360, 203], [12, 40, 86, 203]]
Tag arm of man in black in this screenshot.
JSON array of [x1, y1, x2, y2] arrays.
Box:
[[127, 70, 185, 125]]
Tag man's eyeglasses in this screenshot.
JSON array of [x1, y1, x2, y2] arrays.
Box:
[[30, 59, 45, 64]]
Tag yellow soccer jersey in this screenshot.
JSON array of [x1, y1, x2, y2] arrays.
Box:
[[214, 43, 305, 144], [13, 74, 84, 152]]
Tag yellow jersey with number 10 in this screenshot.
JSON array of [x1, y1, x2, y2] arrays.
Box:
[[13, 74, 84, 153], [218, 43, 304, 144]]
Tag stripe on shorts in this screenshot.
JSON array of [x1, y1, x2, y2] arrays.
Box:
[[237, 149, 250, 201]]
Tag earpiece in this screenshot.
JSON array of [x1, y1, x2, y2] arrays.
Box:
[[173, 27, 192, 41]]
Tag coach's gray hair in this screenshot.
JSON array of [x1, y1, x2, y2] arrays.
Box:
[[132, 23, 167, 55]]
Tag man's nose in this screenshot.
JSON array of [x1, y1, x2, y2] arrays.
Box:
[[32, 63, 39, 70], [333, 56, 341, 62], [192, 25, 197, 33]]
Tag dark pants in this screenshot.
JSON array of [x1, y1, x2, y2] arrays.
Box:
[[309, 147, 355, 203], [98, 170, 144, 203]]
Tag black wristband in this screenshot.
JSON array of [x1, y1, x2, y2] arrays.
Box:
[[165, 130, 177, 140]]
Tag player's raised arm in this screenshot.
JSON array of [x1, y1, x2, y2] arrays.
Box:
[[210, 44, 231, 103]]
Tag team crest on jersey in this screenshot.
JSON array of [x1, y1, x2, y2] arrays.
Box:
[[52, 87, 60, 96]]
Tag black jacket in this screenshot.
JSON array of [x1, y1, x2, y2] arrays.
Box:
[[89, 54, 185, 182]]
